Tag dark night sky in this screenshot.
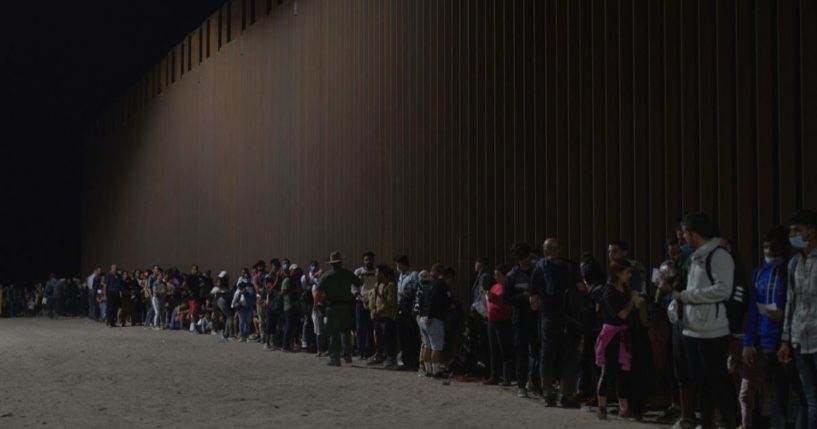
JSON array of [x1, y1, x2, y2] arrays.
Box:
[[1, 0, 226, 284]]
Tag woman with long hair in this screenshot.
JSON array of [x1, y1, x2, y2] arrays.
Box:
[[595, 261, 639, 419]]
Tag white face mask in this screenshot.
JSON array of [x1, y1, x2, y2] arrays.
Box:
[[765, 256, 783, 265], [790, 234, 809, 250]]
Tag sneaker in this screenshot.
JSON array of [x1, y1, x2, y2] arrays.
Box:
[[327, 360, 341, 367], [596, 407, 608, 420], [671, 419, 696, 429], [344, 355, 353, 364], [501, 380, 512, 387], [383, 361, 398, 369], [658, 408, 682, 423], [367, 357, 384, 366], [517, 388, 528, 398], [618, 409, 632, 418], [543, 397, 558, 408]]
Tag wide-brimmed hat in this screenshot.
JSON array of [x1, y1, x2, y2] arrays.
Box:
[[327, 251, 343, 264]]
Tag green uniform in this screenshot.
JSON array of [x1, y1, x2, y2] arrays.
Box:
[[318, 266, 362, 363]]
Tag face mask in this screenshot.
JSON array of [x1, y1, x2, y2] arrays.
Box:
[[681, 244, 692, 257], [790, 234, 809, 250], [765, 256, 783, 265]]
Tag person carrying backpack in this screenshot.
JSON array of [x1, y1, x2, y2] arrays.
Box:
[[671, 212, 737, 429], [530, 238, 583, 408]]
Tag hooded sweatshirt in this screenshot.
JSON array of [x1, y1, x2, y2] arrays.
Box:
[[743, 260, 787, 349], [677, 237, 734, 339]]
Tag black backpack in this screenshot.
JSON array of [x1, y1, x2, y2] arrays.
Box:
[[705, 246, 749, 335]]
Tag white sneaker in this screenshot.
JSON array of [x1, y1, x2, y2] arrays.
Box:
[[671, 420, 696, 429]]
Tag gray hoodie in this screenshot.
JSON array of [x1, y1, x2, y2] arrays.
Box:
[[675, 237, 734, 339]]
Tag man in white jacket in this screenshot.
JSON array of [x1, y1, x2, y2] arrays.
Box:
[[673, 212, 736, 429]]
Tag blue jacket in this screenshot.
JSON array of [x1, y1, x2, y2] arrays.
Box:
[[743, 260, 787, 349]]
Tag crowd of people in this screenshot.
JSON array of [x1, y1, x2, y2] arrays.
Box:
[[4, 209, 817, 429], [0, 277, 85, 318]]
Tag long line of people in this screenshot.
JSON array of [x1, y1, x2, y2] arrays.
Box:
[[8, 209, 817, 429]]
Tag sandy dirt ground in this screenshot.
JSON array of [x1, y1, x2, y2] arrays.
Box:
[[0, 318, 664, 428]]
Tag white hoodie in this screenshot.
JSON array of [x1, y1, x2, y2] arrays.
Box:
[[675, 237, 734, 339]]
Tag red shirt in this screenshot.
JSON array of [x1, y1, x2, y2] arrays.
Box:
[[487, 283, 511, 322]]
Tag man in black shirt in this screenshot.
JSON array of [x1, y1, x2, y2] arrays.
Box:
[[503, 243, 540, 398], [530, 238, 584, 407], [188, 264, 205, 304], [103, 264, 122, 328]]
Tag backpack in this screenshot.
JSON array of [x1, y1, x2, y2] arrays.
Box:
[[704, 246, 748, 335]]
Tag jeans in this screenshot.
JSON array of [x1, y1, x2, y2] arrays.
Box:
[[487, 319, 513, 382], [265, 308, 279, 347], [513, 318, 540, 390], [374, 317, 397, 362], [88, 292, 97, 320], [145, 300, 156, 327], [540, 317, 580, 399], [257, 302, 267, 341], [152, 295, 166, 327], [794, 345, 817, 429], [283, 309, 298, 350], [397, 312, 420, 370], [106, 295, 121, 327], [739, 348, 789, 429], [355, 301, 374, 357], [46, 297, 56, 319], [238, 308, 252, 339], [683, 335, 736, 429]]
